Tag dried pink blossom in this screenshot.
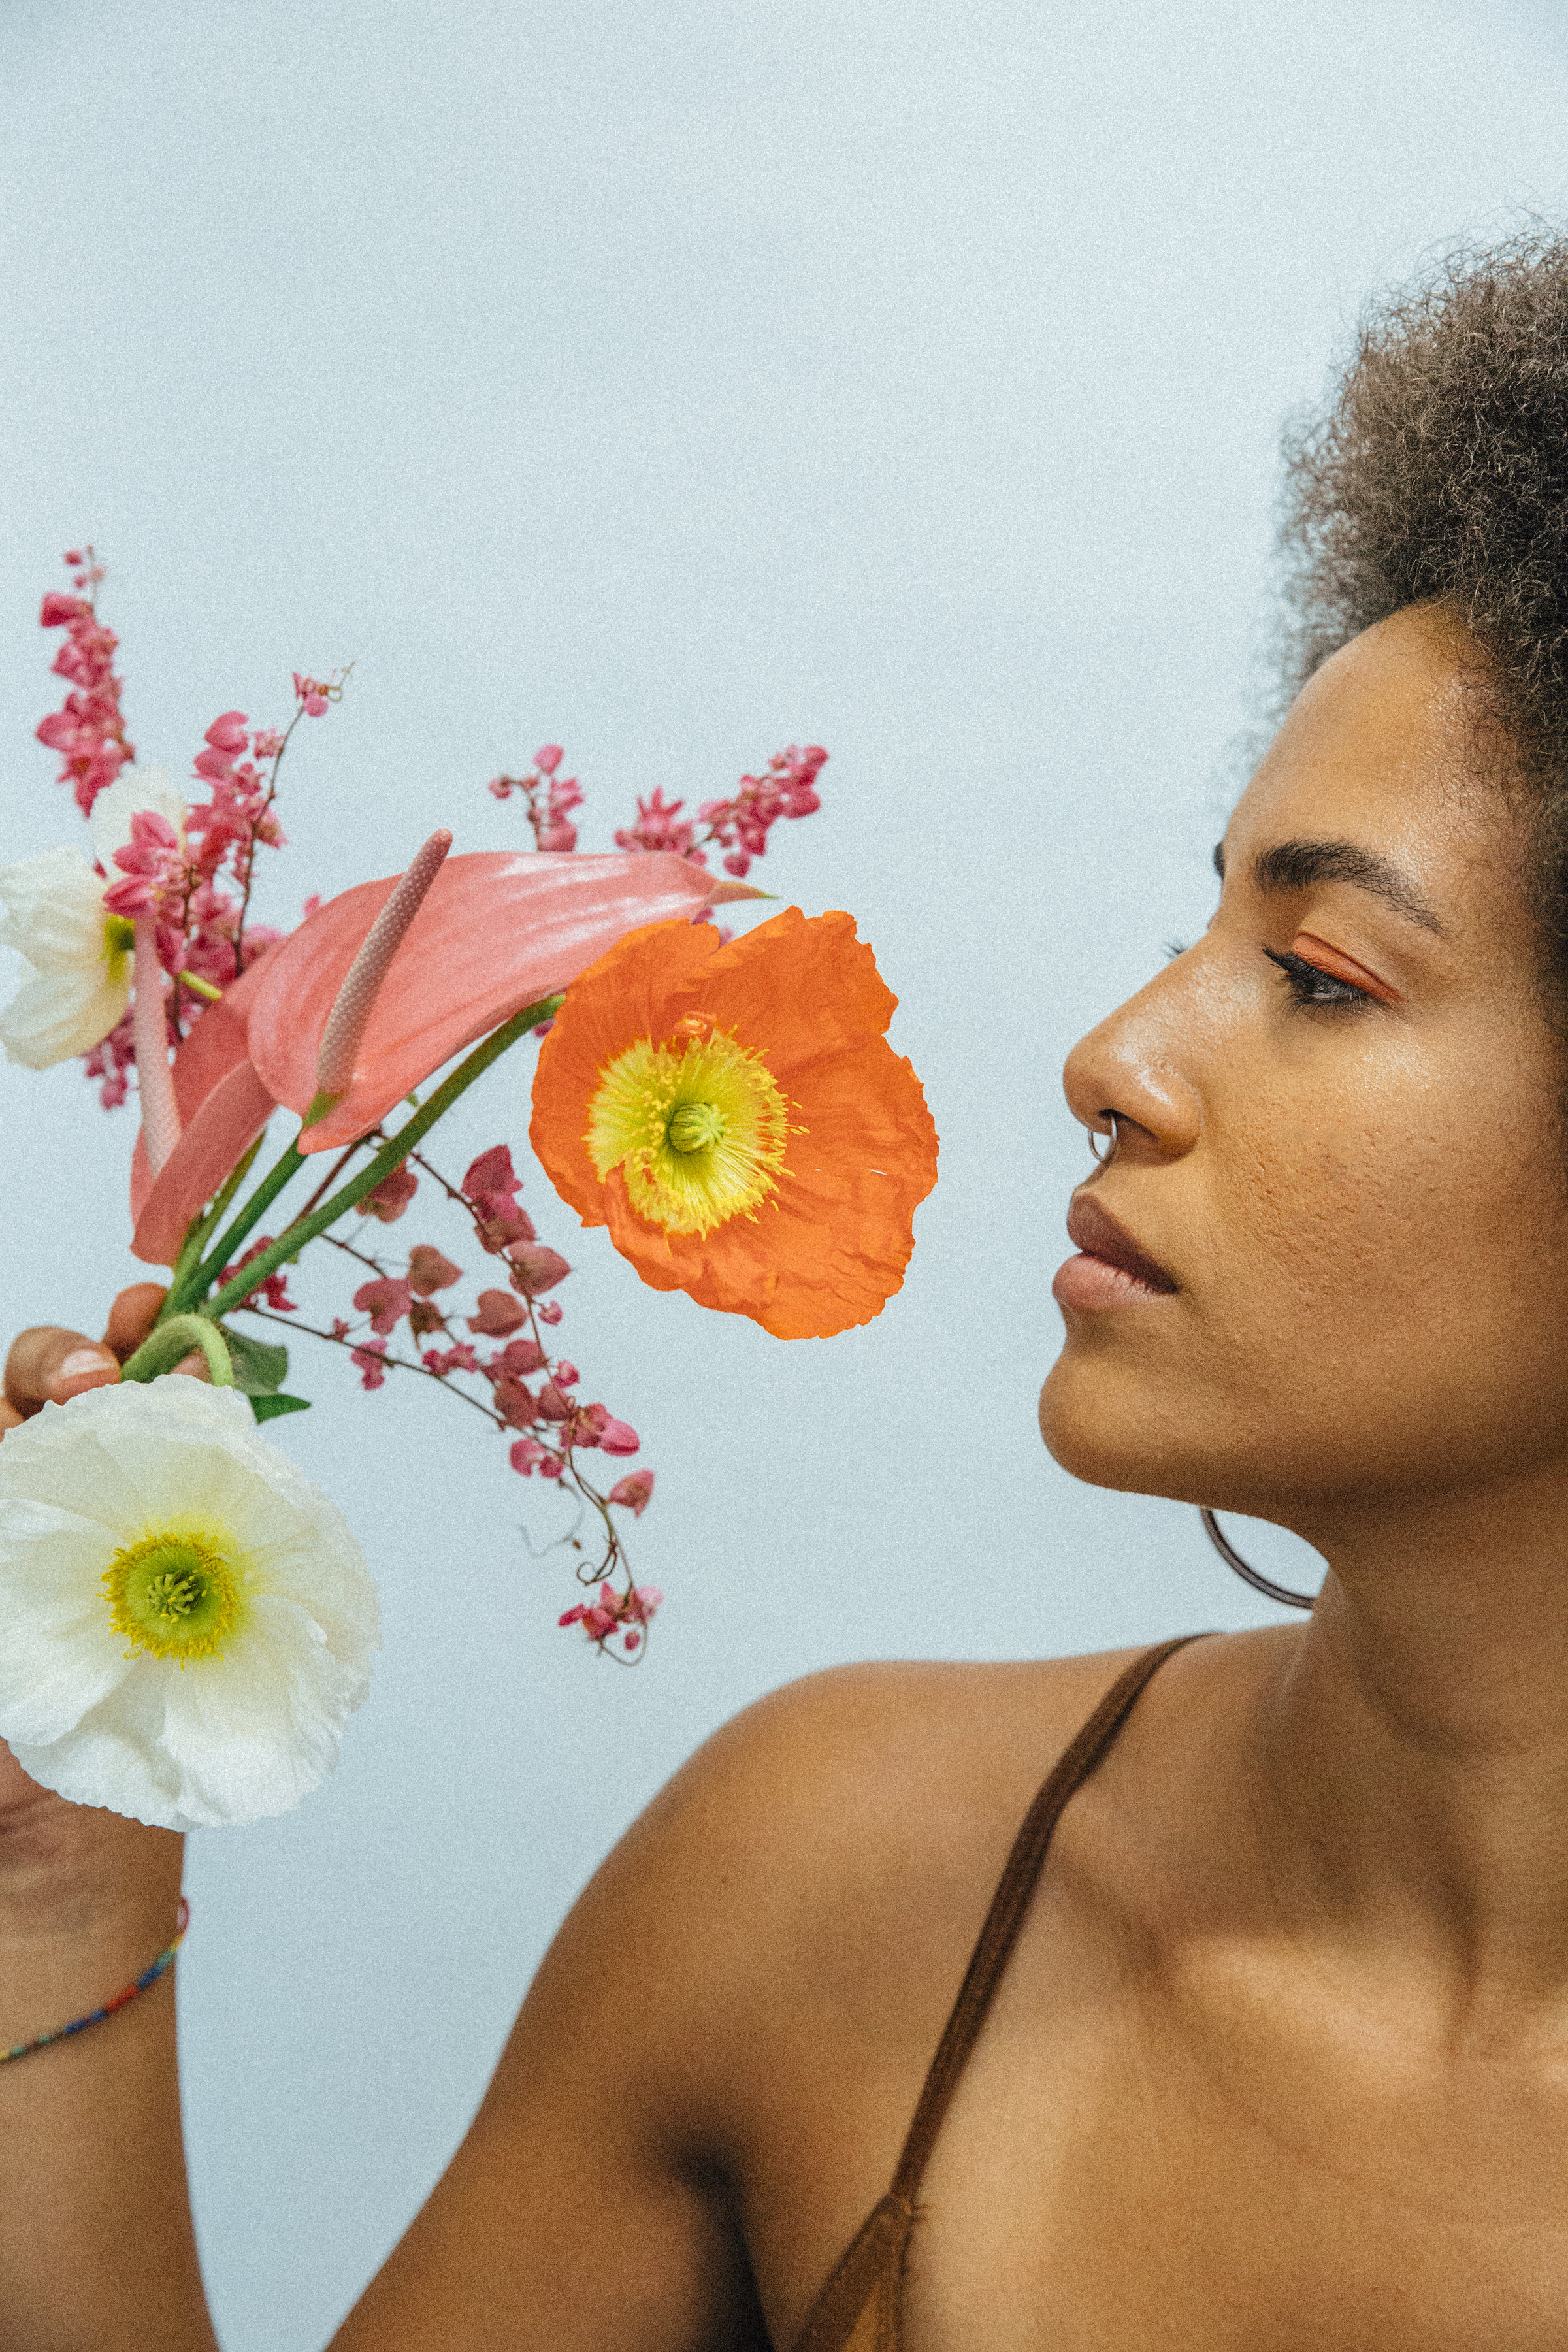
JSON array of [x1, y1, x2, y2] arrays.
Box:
[[608, 1471, 655, 1516], [353, 1275, 412, 1335], [463, 1144, 522, 1205], [491, 1378, 537, 1429], [478, 1205, 536, 1254], [217, 1237, 297, 1313], [468, 1288, 526, 1337], [362, 1164, 419, 1222], [506, 1242, 570, 1297], [406, 1244, 462, 1295], [204, 711, 250, 754]]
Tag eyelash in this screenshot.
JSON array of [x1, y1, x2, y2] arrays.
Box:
[[1262, 945, 1373, 1009]]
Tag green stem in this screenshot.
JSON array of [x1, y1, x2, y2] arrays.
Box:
[[169, 1130, 268, 1294], [199, 993, 563, 1325], [167, 1143, 308, 1318], [120, 1315, 235, 1388]]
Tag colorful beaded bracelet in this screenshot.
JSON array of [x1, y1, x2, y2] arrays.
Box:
[[1, 1896, 189, 2066]]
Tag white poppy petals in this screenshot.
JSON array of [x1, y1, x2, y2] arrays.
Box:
[[0, 843, 132, 1066], [0, 1378, 380, 1830]]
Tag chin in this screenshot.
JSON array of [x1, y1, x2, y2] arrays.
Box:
[[1037, 1350, 1239, 1507]]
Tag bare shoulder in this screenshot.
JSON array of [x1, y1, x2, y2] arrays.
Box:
[[336, 1644, 1213, 2349], [534, 1648, 1162, 2132]]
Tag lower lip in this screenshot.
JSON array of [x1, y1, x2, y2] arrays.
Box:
[[1052, 1252, 1173, 1311]]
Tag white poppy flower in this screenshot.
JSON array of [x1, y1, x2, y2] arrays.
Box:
[[0, 1378, 380, 1831], [88, 764, 188, 867], [0, 843, 134, 1068]]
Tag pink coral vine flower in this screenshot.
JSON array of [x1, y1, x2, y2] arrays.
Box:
[[559, 1580, 662, 1654], [353, 1277, 413, 1335]]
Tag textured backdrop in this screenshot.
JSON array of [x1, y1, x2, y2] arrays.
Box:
[[1, 2, 1562, 2342]]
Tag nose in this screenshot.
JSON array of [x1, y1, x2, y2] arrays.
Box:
[[1062, 956, 1204, 1160]]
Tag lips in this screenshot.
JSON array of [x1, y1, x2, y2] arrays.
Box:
[[1064, 1193, 1177, 1294]]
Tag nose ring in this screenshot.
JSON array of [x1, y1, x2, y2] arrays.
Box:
[[1086, 1114, 1120, 1166]]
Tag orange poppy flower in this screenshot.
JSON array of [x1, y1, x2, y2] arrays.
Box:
[[530, 909, 938, 1339]]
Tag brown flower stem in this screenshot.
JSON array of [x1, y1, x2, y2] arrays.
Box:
[[242, 1305, 508, 1427], [296, 1137, 369, 1222]]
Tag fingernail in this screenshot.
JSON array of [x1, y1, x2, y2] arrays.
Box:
[[54, 1347, 118, 1390]]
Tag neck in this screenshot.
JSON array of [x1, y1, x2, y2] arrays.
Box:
[[1251, 1475, 1568, 2019]]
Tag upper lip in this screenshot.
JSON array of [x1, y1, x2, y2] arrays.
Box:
[[1066, 1193, 1178, 1292]]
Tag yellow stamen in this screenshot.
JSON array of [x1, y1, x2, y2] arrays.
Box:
[[586, 1025, 792, 1236], [103, 913, 135, 965], [103, 1529, 246, 1662]]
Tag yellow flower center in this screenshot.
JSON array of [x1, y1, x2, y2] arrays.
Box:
[[586, 1022, 793, 1236], [103, 1530, 245, 1662]]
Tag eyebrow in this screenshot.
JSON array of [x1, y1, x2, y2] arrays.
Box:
[[1211, 836, 1445, 935]]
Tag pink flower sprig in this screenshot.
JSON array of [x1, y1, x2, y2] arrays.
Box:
[[613, 743, 828, 878], [489, 738, 828, 883], [233, 1138, 658, 1647], [559, 1579, 664, 1659], [487, 744, 584, 853], [35, 547, 135, 817], [30, 556, 351, 1103], [690, 743, 828, 880]]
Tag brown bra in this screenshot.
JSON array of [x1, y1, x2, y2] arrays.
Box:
[[792, 1636, 1204, 2352]]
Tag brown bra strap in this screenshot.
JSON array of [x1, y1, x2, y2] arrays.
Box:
[[887, 1634, 1205, 2204]]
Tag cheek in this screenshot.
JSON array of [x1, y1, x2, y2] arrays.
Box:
[[1203, 1058, 1568, 1472]]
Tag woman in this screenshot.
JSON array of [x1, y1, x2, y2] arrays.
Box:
[[7, 233, 1568, 2349]]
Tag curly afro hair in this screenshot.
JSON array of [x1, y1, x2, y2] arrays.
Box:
[[1277, 230, 1568, 968]]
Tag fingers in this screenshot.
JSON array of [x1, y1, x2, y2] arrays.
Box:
[[1, 1287, 202, 1441], [105, 1286, 208, 1380], [3, 1328, 122, 1422], [103, 1284, 169, 1365]]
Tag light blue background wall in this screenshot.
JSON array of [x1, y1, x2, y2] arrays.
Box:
[[1, 3, 1563, 2342]]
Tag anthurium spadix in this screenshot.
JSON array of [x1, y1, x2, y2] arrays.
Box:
[[246, 846, 763, 1152]]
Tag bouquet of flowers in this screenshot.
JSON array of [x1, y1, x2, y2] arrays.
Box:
[[0, 552, 938, 1833]]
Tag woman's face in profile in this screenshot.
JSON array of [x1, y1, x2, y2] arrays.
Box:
[[1040, 604, 1568, 1531]]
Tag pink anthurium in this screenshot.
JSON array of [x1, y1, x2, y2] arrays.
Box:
[[129, 953, 278, 1267], [246, 848, 760, 1152]]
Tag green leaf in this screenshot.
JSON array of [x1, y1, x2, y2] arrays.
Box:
[[250, 1392, 312, 1423], [220, 1327, 290, 1396]]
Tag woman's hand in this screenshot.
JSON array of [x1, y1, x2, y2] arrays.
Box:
[[0, 1283, 172, 1840], [0, 1288, 187, 1853], [0, 1281, 170, 1437], [0, 1286, 215, 2351]]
